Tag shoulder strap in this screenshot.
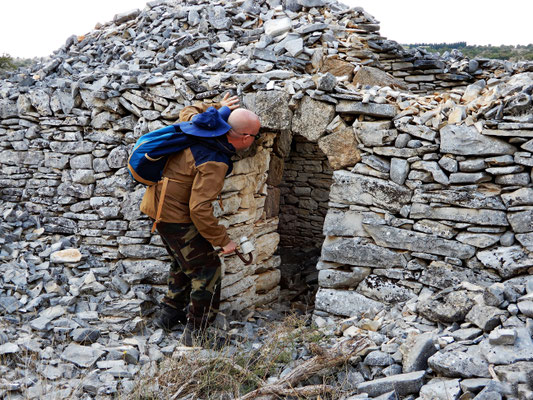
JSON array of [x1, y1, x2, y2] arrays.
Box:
[[151, 177, 169, 233], [151, 176, 181, 233]]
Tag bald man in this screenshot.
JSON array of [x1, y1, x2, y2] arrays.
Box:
[[140, 94, 260, 345]]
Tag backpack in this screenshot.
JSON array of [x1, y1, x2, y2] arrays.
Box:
[[127, 123, 234, 233], [128, 124, 198, 232], [127, 124, 192, 186]]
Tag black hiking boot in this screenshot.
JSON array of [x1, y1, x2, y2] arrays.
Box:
[[153, 304, 187, 331]]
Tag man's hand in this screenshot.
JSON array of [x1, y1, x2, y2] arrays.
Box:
[[220, 93, 240, 110], [221, 240, 237, 254]]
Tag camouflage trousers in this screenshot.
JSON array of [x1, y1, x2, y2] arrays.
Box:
[[156, 222, 221, 330]]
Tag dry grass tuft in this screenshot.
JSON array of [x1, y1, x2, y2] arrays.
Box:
[[125, 314, 349, 400]]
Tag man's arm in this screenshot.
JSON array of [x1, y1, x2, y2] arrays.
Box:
[[179, 102, 213, 122], [189, 162, 232, 248], [179, 93, 240, 122]]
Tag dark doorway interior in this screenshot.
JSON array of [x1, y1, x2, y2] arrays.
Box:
[[276, 135, 333, 310]]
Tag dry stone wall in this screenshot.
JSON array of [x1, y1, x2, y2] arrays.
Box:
[[2, 0, 533, 396], [308, 72, 533, 398], [315, 72, 533, 318], [367, 43, 517, 93], [0, 0, 531, 325]]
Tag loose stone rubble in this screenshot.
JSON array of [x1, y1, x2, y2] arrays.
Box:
[[1, 0, 533, 398]]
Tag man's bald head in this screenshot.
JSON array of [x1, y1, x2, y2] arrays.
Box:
[[228, 109, 260, 134], [226, 109, 261, 151]]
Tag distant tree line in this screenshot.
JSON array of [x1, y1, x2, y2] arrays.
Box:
[[414, 42, 468, 50], [0, 54, 17, 70], [0, 53, 35, 76], [406, 42, 533, 61]]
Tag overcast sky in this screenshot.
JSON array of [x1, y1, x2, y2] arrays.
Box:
[[1, 0, 531, 58]]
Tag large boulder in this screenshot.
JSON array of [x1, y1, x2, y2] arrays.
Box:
[[317, 127, 361, 169], [440, 125, 517, 155], [243, 90, 292, 131], [292, 96, 335, 141], [352, 65, 406, 89]]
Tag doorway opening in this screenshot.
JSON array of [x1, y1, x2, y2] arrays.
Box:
[[275, 134, 333, 311]]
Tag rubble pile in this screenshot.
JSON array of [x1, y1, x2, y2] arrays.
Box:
[[313, 272, 533, 399], [1, 0, 533, 398]]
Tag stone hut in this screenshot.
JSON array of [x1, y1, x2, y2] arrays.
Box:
[[1, 0, 533, 313], [2, 0, 533, 394]]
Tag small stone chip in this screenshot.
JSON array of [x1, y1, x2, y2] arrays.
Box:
[[50, 248, 82, 263]]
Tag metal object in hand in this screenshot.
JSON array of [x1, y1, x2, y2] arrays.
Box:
[[236, 236, 253, 265], [239, 236, 254, 254]]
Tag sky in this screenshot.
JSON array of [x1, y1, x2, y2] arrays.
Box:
[[0, 0, 531, 59]]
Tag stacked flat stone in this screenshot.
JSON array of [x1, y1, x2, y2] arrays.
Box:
[[317, 72, 533, 314], [1, 0, 533, 398], [355, 34, 533, 93], [311, 73, 533, 398]]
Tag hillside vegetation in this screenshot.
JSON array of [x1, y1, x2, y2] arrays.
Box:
[[0, 53, 36, 75], [406, 42, 533, 61]]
